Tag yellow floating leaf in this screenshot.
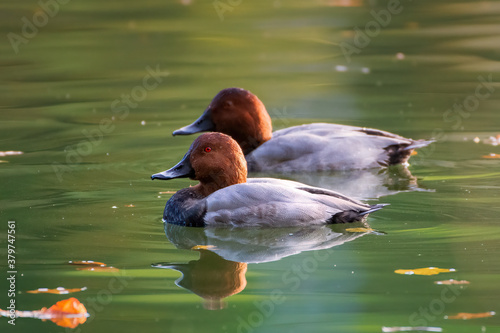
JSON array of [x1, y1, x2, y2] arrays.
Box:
[[191, 245, 216, 250], [434, 279, 469, 285], [0, 297, 88, 328], [445, 311, 495, 320], [346, 227, 373, 233], [26, 287, 87, 294], [394, 267, 455, 276], [482, 153, 500, 159]]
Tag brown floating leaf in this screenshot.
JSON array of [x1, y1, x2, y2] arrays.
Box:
[[0, 297, 88, 328], [345, 227, 373, 233], [26, 287, 87, 294], [434, 279, 470, 285], [482, 153, 500, 159], [394, 267, 455, 276], [382, 327, 442, 332], [69, 260, 119, 272], [445, 311, 495, 320], [159, 191, 176, 194]]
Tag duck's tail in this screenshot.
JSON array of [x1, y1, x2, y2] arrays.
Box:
[[359, 203, 390, 216], [403, 139, 435, 151], [384, 139, 435, 166]]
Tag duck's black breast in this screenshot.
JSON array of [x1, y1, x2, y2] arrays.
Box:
[[163, 188, 207, 227]]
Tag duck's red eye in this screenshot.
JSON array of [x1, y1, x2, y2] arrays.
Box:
[[204, 147, 212, 153]]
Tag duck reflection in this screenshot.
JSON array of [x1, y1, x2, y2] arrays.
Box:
[[252, 165, 431, 200], [152, 222, 379, 309]]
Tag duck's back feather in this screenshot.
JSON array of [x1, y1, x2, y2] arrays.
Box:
[[246, 123, 432, 171], [203, 178, 380, 227]]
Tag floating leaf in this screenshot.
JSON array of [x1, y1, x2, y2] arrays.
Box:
[[191, 245, 217, 250], [69, 260, 119, 272], [26, 287, 87, 295], [124, 204, 135, 207], [410, 150, 418, 156], [0, 297, 88, 328], [159, 191, 176, 194], [346, 227, 373, 233], [394, 267, 455, 276], [445, 311, 495, 320], [0, 151, 23, 157], [69, 260, 106, 266], [482, 153, 500, 159], [434, 279, 469, 285], [484, 134, 500, 146], [382, 327, 442, 332]]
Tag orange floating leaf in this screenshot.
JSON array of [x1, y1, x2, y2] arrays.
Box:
[[394, 267, 455, 276], [445, 311, 495, 320], [410, 150, 418, 156], [0, 297, 88, 328], [69, 260, 107, 266], [434, 279, 469, 285], [482, 153, 500, 159], [346, 227, 373, 233], [43, 298, 88, 328], [26, 287, 87, 294], [69, 260, 119, 272], [77, 266, 119, 272], [124, 204, 135, 207]]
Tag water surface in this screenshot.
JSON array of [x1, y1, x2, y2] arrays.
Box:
[[1, 0, 499, 332]]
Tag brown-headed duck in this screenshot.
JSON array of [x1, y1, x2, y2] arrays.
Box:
[[172, 88, 433, 172], [151, 132, 386, 227]]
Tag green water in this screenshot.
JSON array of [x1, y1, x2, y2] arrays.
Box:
[[1, 0, 500, 332]]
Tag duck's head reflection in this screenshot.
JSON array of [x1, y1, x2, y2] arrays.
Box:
[[152, 222, 380, 309], [153, 249, 247, 310]]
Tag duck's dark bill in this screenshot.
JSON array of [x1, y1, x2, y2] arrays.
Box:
[[172, 109, 214, 135], [151, 153, 194, 180]]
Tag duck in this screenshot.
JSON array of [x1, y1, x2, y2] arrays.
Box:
[[151, 132, 387, 227], [172, 88, 433, 172]]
